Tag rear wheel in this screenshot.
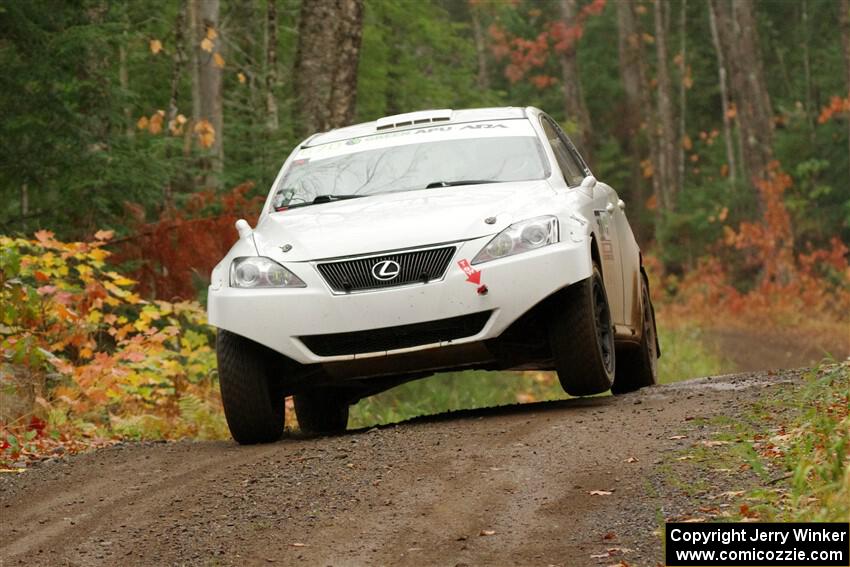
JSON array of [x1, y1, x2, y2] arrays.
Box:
[[294, 391, 349, 434], [548, 265, 615, 396], [612, 274, 658, 394], [216, 329, 285, 445]]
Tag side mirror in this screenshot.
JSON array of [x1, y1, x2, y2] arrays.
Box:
[[235, 218, 253, 239], [580, 175, 597, 192]]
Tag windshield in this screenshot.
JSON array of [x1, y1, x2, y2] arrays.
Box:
[[271, 122, 548, 210]]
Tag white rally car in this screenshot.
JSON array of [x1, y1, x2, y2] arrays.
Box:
[[208, 107, 659, 444]]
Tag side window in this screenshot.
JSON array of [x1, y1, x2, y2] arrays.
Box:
[[540, 118, 585, 187]]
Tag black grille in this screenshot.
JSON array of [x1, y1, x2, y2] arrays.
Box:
[[300, 311, 492, 356], [316, 246, 456, 293]]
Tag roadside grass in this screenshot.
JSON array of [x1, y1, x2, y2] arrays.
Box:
[[663, 362, 849, 523], [656, 326, 727, 385], [348, 370, 566, 429], [348, 325, 726, 428]]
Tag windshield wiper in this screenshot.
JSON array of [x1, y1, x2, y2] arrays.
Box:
[[284, 194, 365, 209], [424, 179, 502, 189]]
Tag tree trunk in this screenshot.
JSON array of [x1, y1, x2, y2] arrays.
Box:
[[265, 0, 279, 132], [654, 0, 678, 212], [328, 0, 364, 129], [710, 0, 774, 190], [616, 0, 658, 243], [677, 0, 687, 195], [558, 0, 593, 160], [196, 0, 223, 188], [470, 3, 490, 91], [801, 0, 815, 140], [708, 1, 737, 187], [119, 29, 133, 139], [294, 0, 339, 136], [188, 0, 201, 129], [165, 3, 187, 202], [840, 0, 850, 176]]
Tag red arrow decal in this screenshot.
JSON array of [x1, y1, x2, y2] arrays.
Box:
[[457, 259, 481, 285]]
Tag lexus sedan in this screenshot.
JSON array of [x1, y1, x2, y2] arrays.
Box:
[[208, 107, 659, 444]]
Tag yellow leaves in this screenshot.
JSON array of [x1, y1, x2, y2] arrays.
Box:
[[682, 135, 693, 151], [640, 159, 654, 179], [206, 27, 218, 41], [4, 231, 219, 444], [237, 72, 246, 84], [88, 248, 108, 265], [213, 52, 225, 69], [137, 110, 166, 135], [726, 103, 737, 120], [200, 37, 214, 52], [148, 110, 165, 134], [194, 119, 216, 149], [149, 39, 163, 55], [641, 32, 654, 45], [168, 113, 187, 136]]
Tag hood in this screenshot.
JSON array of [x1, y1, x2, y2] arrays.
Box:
[[252, 180, 558, 261]]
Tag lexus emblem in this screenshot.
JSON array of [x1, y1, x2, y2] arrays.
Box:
[[371, 259, 401, 281]]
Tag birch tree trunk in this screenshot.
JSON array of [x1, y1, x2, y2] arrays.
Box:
[[710, 0, 774, 191], [708, 1, 737, 187], [559, 0, 593, 160]]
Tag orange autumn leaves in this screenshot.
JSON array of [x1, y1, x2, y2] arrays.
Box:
[[489, 0, 606, 87], [0, 232, 223, 441]]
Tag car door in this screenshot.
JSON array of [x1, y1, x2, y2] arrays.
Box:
[[539, 116, 626, 326]]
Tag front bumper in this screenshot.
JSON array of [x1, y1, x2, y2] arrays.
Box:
[[207, 235, 591, 365]]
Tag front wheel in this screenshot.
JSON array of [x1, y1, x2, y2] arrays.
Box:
[[548, 265, 615, 396], [612, 273, 659, 394], [216, 329, 285, 445]]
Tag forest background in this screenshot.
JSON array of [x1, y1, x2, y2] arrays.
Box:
[[0, 0, 848, 458]]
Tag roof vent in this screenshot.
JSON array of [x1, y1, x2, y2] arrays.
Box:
[[375, 109, 453, 131]]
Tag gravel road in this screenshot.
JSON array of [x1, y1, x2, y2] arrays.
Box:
[[0, 370, 802, 567]]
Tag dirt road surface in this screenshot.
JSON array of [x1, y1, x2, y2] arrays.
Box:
[[1, 370, 802, 567]]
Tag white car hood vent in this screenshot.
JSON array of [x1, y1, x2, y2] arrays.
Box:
[[316, 245, 456, 293]]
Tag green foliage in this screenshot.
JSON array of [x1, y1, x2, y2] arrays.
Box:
[[656, 326, 726, 384], [349, 370, 567, 428]]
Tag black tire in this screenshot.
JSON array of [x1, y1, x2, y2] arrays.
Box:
[[294, 391, 349, 434], [549, 264, 616, 396], [612, 274, 659, 394], [216, 329, 285, 444]]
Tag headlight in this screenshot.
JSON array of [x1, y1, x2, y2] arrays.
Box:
[[472, 216, 559, 264], [230, 257, 306, 288]]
